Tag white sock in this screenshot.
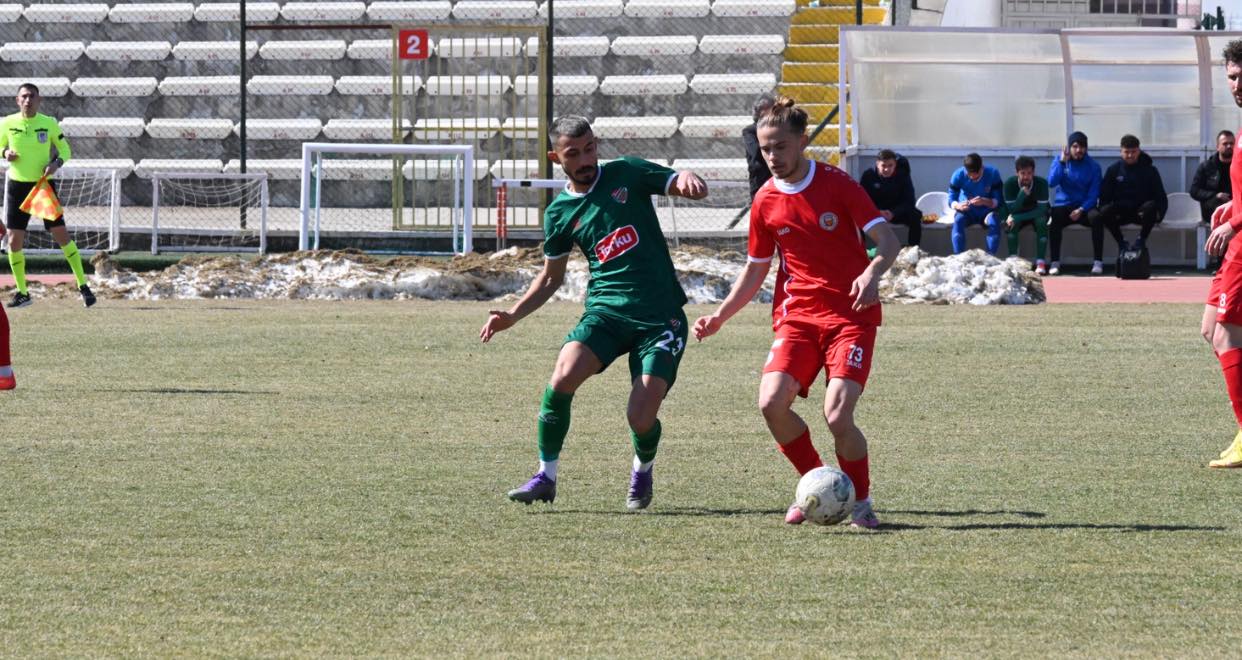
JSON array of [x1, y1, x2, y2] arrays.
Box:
[[539, 459, 558, 481], [632, 456, 653, 473], [0, 366, 10, 377]]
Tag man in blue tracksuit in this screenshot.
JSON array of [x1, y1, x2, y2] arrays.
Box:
[[947, 153, 1004, 254], [1047, 131, 1104, 275]]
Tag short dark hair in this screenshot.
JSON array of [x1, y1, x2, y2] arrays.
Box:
[[964, 153, 983, 172], [1220, 129, 1235, 141], [1014, 155, 1036, 171], [877, 149, 897, 161], [1224, 39, 1242, 67], [1120, 134, 1140, 149], [549, 115, 592, 144], [17, 82, 38, 96], [751, 93, 776, 122]]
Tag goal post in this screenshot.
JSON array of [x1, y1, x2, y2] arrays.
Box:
[[298, 142, 475, 254], [1, 168, 120, 255], [150, 172, 270, 255]]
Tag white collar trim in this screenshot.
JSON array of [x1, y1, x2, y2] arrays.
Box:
[[773, 161, 816, 195], [562, 165, 602, 198]]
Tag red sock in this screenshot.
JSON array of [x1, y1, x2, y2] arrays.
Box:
[[0, 305, 9, 367], [777, 429, 823, 476], [837, 453, 870, 501], [1219, 348, 1242, 427]]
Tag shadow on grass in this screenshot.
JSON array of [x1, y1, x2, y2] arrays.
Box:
[[886, 508, 1047, 519], [877, 521, 1223, 533], [108, 387, 273, 395], [532, 506, 785, 517]]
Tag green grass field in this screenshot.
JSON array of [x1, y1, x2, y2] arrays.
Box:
[[3, 299, 1241, 656]]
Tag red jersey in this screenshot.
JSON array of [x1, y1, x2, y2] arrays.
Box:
[[1226, 143, 1242, 265], [748, 161, 886, 329]]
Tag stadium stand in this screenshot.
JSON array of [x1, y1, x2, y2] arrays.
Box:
[[22, 3, 108, 23], [246, 75, 335, 95], [146, 118, 235, 140], [61, 158, 136, 177], [346, 39, 390, 60], [224, 158, 302, 179], [436, 37, 523, 58], [258, 40, 347, 61], [524, 35, 611, 57], [159, 76, 242, 96], [0, 5, 21, 22], [172, 41, 259, 60], [335, 76, 422, 96], [84, 41, 173, 62], [423, 75, 511, 96], [451, 1, 539, 21], [0, 41, 84, 62], [280, 2, 367, 22], [500, 117, 538, 138], [669, 158, 748, 180], [679, 115, 752, 139], [194, 2, 280, 22], [109, 3, 195, 23], [690, 73, 778, 95], [710, 0, 796, 17], [366, 1, 453, 21], [413, 118, 502, 141], [235, 119, 324, 141], [135, 159, 224, 177], [322, 119, 410, 141], [404, 159, 492, 181], [0, 77, 70, 96], [624, 0, 711, 18], [316, 159, 394, 181], [537, 0, 624, 18], [60, 117, 145, 139], [592, 116, 679, 139], [698, 34, 785, 55], [71, 77, 159, 97], [610, 36, 699, 57], [599, 75, 688, 96], [512, 75, 598, 96], [490, 159, 542, 179]]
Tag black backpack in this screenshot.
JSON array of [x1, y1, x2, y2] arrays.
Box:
[[1116, 246, 1151, 280]]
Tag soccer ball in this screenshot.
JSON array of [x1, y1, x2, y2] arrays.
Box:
[[794, 466, 856, 525]]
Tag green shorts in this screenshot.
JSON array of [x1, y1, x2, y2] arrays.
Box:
[[564, 309, 688, 389]]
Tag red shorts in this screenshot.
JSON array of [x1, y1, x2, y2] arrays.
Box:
[[762, 319, 877, 397], [1209, 259, 1242, 325]]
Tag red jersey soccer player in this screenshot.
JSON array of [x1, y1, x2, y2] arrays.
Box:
[[693, 97, 900, 526], [1203, 39, 1242, 468]]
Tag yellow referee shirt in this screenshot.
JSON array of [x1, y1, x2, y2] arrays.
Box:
[[0, 112, 71, 182]]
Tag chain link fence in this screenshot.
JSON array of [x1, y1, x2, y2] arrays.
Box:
[[0, 0, 879, 251]]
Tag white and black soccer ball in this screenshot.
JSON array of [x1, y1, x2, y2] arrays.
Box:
[[795, 466, 856, 525]]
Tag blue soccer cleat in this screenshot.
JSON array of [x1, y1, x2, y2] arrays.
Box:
[[508, 471, 556, 504], [626, 468, 653, 510]]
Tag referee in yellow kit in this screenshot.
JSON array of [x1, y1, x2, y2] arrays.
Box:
[[2, 82, 94, 308]]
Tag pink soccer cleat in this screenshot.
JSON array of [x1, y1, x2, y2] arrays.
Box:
[[785, 502, 806, 525]]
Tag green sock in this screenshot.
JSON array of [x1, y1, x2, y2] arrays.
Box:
[[8, 251, 26, 295], [537, 386, 573, 462], [61, 241, 86, 287], [631, 419, 662, 465]]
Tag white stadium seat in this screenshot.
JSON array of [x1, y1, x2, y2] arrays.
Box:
[[195, 2, 280, 22], [61, 158, 136, 177], [403, 159, 491, 181], [317, 159, 394, 181], [452, 1, 538, 20], [173, 41, 258, 61], [436, 37, 523, 58], [135, 159, 224, 178], [599, 75, 688, 96], [259, 40, 347, 61], [624, 0, 710, 18], [60, 117, 145, 139], [412, 118, 500, 141], [335, 76, 421, 95], [110, 3, 194, 22], [1163, 192, 1200, 229], [347, 39, 391, 60], [423, 75, 510, 96], [367, 1, 451, 20], [159, 76, 241, 96], [710, 0, 795, 17], [699, 34, 785, 55], [537, 0, 623, 18], [915, 191, 951, 222], [24, 3, 109, 23], [280, 2, 366, 21], [525, 35, 610, 58], [513, 75, 598, 96], [0, 42, 85, 62], [611, 36, 698, 57], [0, 78, 70, 97], [246, 75, 335, 95], [670, 158, 748, 180], [85, 41, 173, 62], [500, 117, 538, 138], [490, 159, 542, 179], [690, 73, 777, 95], [224, 159, 303, 180], [71, 77, 159, 97], [235, 119, 323, 141], [323, 119, 410, 141], [0, 5, 21, 22], [679, 115, 752, 139], [592, 116, 679, 139], [146, 118, 235, 140]]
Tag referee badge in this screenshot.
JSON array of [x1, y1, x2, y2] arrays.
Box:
[[37, 132, 47, 144]]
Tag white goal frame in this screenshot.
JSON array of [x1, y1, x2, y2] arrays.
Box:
[[1, 168, 121, 254], [150, 172, 270, 255], [299, 142, 475, 255]]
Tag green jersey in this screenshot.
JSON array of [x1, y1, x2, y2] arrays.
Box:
[[543, 157, 686, 321], [0, 112, 71, 182]]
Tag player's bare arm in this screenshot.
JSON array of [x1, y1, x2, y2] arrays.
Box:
[[850, 221, 900, 311], [668, 170, 708, 200], [693, 259, 771, 341], [480, 256, 568, 342]]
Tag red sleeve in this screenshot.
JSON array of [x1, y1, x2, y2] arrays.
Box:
[[747, 194, 775, 262], [1230, 147, 1242, 231]]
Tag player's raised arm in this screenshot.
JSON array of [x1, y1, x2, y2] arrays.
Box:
[[693, 258, 771, 341], [668, 170, 708, 200], [480, 255, 569, 342]]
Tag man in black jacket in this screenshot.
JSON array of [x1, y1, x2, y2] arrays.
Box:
[[742, 93, 776, 199], [859, 149, 921, 247], [1191, 129, 1234, 224], [1098, 134, 1167, 262]]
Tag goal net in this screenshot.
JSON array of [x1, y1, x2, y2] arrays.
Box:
[[1, 168, 120, 254], [151, 173, 269, 254], [299, 142, 475, 255]]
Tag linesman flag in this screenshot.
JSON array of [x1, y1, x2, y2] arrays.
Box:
[[19, 175, 63, 221]]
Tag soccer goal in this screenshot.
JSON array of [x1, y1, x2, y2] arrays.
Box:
[[299, 142, 475, 255], [151, 173, 269, 255], [1, 168, 120, 254]]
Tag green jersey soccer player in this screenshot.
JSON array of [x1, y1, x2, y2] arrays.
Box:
[[479, 115, 707, 510]]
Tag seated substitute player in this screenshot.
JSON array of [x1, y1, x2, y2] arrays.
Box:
[[998, 155, 1051, 274], [1, 82, 95, 308], [480, 115, 707, 509], [692, 97, 899, 528]]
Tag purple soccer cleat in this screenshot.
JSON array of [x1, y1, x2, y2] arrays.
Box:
[[507, 471, 556, 504], [626, 468, 653, 510]]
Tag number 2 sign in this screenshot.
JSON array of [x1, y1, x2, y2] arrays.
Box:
[[398, 29, 430, 60]]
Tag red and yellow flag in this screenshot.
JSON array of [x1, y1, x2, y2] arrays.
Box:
[[19, 176, 63, 221]]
